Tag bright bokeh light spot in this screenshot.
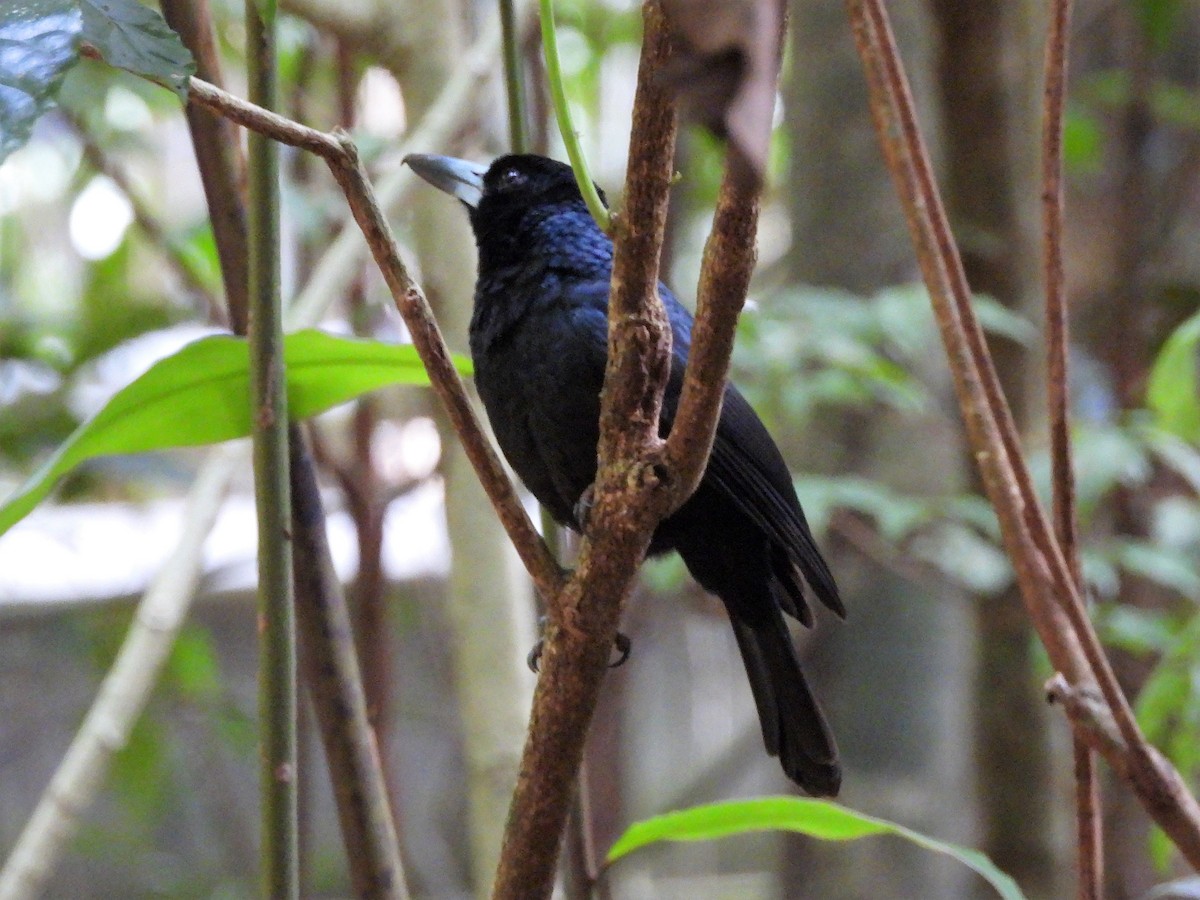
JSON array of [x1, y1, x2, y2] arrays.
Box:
[[105, 85, 153, 131], [69, 175, 133, 260], [376, 416, 441, 484], [0, 140, 77, 214], [558, 26, 591, 77], [357, 67, 406, 138]]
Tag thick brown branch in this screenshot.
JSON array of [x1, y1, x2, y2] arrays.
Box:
[[492, 4, 681, 897], [664, 162, 759, 503], [598, 0, 677, 468]]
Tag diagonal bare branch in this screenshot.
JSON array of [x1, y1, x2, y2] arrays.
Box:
[[847, 0, 1200, 872]]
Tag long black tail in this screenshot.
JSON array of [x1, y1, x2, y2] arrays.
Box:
[[730, 614, 841, 797]]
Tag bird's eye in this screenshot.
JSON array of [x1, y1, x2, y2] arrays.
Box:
[[498, 167, 527, 188]]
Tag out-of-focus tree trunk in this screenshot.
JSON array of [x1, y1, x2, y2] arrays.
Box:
[[927, 3, 1068, 897], [782, 4, 976, 898], [279, 0, 538, 891], [391, 2, 538, 895]]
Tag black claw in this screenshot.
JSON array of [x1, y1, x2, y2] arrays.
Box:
[[527, 639, 544, 673], [527, 615, 549, 673], [527, 627, 630, 672], [609, 631, 632, 668]]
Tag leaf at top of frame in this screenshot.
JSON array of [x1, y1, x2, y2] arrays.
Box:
[[0, 0, 82, 164], [79, 0, 194, 99]]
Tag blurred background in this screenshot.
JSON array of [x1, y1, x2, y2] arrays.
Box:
[[2, 0, 1199, 897]]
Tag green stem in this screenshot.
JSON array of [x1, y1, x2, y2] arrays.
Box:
[[499, 0, 529, 153], [246, 0, 298, 895], [538, 0, 612, 231]]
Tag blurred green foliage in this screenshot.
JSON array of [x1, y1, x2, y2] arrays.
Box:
[[1, 0, 1199, 890]]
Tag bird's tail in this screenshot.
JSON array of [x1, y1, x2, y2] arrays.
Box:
[[730, 614, 841, 797]]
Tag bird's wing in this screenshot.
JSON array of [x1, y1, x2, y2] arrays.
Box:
[[700, 384, 845, 620]]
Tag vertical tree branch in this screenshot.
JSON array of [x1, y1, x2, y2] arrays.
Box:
[[245, 1, 298, 893], [847, 0, 1200, 871], [161, 0, 250, 332], [492, 5, 677, 896], [1040, 1, 1102, 896], [289, 425, 408, 899], [663, 161, 759, 499], [598, 0, 677, 468], [500, 0, 530, 153]]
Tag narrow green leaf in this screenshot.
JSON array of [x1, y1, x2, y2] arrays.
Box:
[[1148, 311, 1200, 442], [0, 0, 82, 164], [606, 797, 1025, 900], [0, 330, 467, 536], [79, 0, 195, 99]]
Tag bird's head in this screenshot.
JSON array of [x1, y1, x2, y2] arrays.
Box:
[[404, 153, 608, 246]]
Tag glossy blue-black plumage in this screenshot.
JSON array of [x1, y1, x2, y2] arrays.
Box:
[[451, 154, 844, 796]]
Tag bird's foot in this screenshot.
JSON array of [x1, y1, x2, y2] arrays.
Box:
[[526, 620, 633, 673]]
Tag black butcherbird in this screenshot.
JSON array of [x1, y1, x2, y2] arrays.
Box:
[[405, 153, 845, 796]]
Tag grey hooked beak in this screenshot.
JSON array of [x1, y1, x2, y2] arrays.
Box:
[[403, 153, 488, 208]]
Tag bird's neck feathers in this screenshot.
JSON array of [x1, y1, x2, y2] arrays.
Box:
[[469, 200, 612, 283], [466, 199, 615, 354]]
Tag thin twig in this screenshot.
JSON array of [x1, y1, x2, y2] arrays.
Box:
[[1040, 0, 1102, 895], [538, 0, 611, 231], [847, 0, 1200, 869]]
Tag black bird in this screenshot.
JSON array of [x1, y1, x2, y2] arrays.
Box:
[[405, 152, 845, 796]]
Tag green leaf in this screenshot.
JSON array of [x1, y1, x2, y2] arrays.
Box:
[[1117, 540, 1200, 599], [79, 0, 195, 99], [1148, 311, 1200, 442], [0, 0, 82, 164], [1063, 107, 1104, 174], [606, 797, 1025, 900], [1136, 612, 1200, 742], [167, 624, 222, 702], [1137, 0, 1183, 51], [1097, 604, 1179, 656], [0, 329, 468, 536], [251, 0, 278, 21]]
